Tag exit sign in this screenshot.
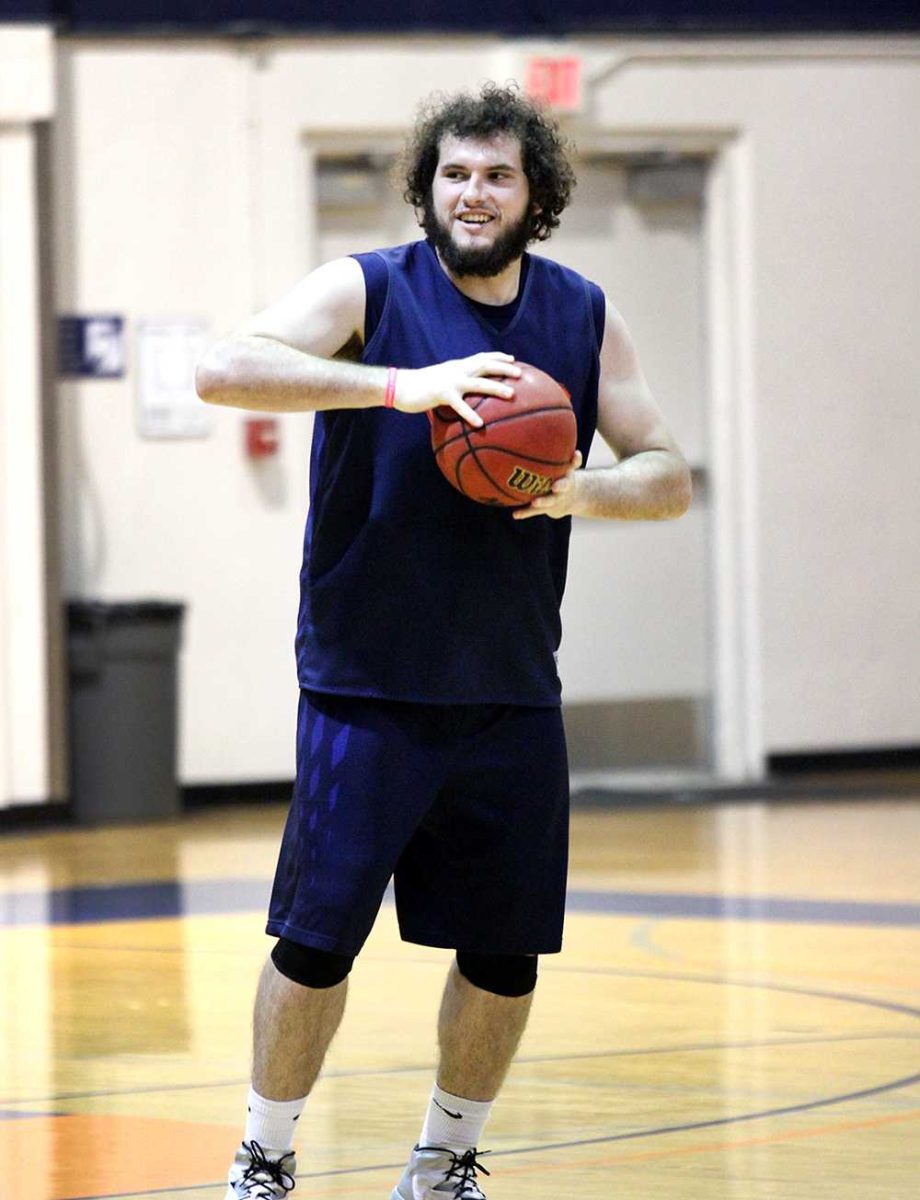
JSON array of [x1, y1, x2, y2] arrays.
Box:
[[524, 57, 583, 113]]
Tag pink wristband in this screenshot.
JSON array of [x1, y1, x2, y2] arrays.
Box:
[[384, 366, 398, 409]]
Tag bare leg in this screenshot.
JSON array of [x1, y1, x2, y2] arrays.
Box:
[[251, 957, 347, 1100], [436, 961, 533, 1101]]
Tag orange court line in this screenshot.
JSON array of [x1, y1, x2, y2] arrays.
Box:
[[497, 1106, 920, 1181], [4, 1104, 917, 1199], [302, 1107, 920, 1197]]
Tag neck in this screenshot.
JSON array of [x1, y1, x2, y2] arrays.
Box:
[[435, 251, 524, 306]]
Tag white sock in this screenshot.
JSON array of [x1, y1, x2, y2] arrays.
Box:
[[243, 1087, 306, 1158], [419, 1084, 493, 1152]]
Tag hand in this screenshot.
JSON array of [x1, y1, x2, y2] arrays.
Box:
[[394, 352, 520, 426], [512, 451, 584, 520]]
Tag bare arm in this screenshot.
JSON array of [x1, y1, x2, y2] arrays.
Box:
[[195, 257, 518, 426], [513, 299, 692, 521]]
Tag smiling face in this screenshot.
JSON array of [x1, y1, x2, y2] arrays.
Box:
[[425, 133, 536, 279]]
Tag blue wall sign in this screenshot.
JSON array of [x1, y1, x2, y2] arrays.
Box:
[[58, 316, 125, 380]]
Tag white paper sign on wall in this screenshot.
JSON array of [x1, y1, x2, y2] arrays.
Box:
[[136, 318, 212, 439]]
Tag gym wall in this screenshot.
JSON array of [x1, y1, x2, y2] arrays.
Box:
[[2, 31, 918, 804]]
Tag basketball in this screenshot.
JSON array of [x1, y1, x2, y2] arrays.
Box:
[[430, 363, 577, 507]]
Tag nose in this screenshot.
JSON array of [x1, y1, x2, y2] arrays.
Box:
[[461, 172, 485, 204]]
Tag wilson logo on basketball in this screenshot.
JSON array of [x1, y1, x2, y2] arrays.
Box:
[[507, 466, 553, 496]]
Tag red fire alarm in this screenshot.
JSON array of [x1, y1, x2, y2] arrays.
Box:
[[244, 417, 279, 459]]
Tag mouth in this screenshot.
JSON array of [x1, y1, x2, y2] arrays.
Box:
[[455, 211, 496, 230]]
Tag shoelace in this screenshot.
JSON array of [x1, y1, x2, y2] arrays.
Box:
[[419, 1145, 491, 1198], [238, 1140, 296, 1197]]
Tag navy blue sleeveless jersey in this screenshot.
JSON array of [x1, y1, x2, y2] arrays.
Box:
[[295, 238, 604, 705]]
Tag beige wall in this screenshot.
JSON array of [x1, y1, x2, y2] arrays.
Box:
[[54, 42, 299, 783], [591, 49, 920, 752], [51, 36, 920, 785]]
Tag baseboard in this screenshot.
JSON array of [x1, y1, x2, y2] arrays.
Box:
[[3, 751, 915, 831], [768, 746, 920, 773], [181, 780, 293, 809], [0, 800, 72, 833]]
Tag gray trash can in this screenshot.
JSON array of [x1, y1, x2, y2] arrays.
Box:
[[67, 600, 185, 825]]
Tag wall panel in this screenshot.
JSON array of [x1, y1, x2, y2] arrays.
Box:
[[54, 37, 920, 783]]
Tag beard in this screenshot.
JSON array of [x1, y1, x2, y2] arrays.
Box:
[[423, 203, 534, 279]]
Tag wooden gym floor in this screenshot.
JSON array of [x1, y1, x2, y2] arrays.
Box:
[[1, 793, 918, 1199]]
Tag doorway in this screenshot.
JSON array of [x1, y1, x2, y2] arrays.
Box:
[[311, 148, 714, 780]]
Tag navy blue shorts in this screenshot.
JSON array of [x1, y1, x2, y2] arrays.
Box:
[[266, 690, 569, 956]]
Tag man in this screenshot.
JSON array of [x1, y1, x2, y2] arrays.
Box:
[[197, 83, 691, 1200]]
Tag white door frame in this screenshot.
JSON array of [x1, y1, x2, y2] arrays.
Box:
[[552, 128, 765, 780], [705, 134, 765, 780], [0, 27, 56, 809]]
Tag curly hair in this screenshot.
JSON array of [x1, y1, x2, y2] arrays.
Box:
[[402, 83, 576, 243]]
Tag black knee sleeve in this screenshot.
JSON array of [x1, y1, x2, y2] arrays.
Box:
[[456, 951, 538, 998], [271, 938, 354, 989]]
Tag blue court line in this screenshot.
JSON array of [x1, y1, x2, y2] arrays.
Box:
[[565, 888, 920, 926], [1, 877, 918, 928], [66, 1069, 920, 1199], [2, 1032, 907, 1110], [0, 878, 270, 927], [10, 963, 920, 1198], [0, 1109, 61, 1120]]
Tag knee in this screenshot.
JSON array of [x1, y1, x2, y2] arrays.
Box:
[[456, 951, 538, 998], [271, 937, 354, 989]]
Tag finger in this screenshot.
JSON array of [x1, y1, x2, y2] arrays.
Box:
[[472, 361, 521, 379], [536, 491, 569, 513], [463, 376, 515, 400], [451, 397, 484, 427], [555, 456, 580, 488], [512, 501, 554, 519], [514, 494, 551, 518], [474, 351, 515, 362], [571, 449, 583, 469]]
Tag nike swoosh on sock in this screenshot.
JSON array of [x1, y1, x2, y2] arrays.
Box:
[[433, 1098, 464, 1120]]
